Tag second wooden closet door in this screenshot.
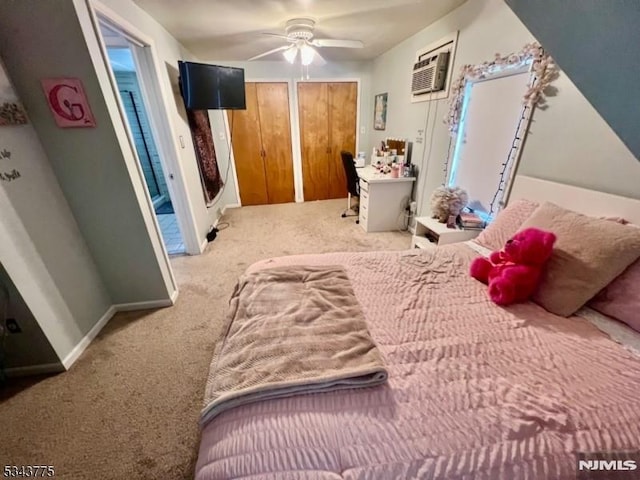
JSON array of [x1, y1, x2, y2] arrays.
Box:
[[230, 82, 294, 206], [298, 82, 357, 201]]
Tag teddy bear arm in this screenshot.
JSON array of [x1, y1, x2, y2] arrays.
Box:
[[501, 264, 537, 283], [501, 264, 541, 301], [470, 257, 492, 283]]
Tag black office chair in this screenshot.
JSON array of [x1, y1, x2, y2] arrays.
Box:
[[340, 151, 360, 224]]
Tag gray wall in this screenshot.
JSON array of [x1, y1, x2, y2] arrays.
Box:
[[368, 0, 640, 218], [0, 0, 172, 304], [0, 264, 60, 370], [506, 0, 640, 161], [0, 100, 111, 365]]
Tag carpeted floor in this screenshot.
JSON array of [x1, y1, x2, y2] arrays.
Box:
[[0, 199, 410, 479]]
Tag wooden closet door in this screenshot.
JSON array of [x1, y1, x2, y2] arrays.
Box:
[[256, 83, 295, 204], [298, 82, 330, 201], [328, 82, 357, 199], [229, 83, 269, 205]]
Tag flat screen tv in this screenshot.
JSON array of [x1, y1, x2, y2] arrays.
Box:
[[178, 61, 246, 110]]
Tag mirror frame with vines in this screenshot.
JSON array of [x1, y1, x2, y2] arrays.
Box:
[[442, 42, 557, 220]]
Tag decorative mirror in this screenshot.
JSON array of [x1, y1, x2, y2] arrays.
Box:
[[442, 43, 557, 221]]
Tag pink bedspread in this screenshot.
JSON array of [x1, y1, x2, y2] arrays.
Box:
[[196, 245, 640, 480]]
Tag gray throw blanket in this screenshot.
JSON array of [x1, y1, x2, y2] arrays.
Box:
[[200, 265, 388, 427]]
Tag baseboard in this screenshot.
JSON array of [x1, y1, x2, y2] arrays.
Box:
[[5, 362, 65, 378], [113, 299, 173, 312], [170, 289, 179, 304], [222, 204, 241, 214], [61, 305, 117, 369]]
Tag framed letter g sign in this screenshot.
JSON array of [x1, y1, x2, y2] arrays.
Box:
[[41, 78, 96, 128]]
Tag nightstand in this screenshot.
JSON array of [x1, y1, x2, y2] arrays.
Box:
[[411, 216, 482, 249]]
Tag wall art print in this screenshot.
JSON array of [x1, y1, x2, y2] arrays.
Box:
[[41, 78, 96, 128], [0, 60, 28, 126], [373, 92, 388, 131]]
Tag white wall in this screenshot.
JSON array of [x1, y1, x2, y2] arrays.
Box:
[[369, 0, 640, 218], [200, 59, 372, 205], [0, 121, 111, 367]]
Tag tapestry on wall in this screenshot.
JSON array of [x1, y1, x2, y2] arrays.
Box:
[[0, 59, 28, 126], [186, 109, 223, 205]]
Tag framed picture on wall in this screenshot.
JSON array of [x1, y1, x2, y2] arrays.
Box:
[[373, 93, 388, 130], [0, 59, 28, 126]]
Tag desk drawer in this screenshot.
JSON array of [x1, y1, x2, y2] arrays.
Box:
[[359, 179, 369, 193], [359, 189, 369, 208], [359, 209, 368, 231]]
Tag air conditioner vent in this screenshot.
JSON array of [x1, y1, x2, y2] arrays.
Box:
[[411, 51, 449, 96]]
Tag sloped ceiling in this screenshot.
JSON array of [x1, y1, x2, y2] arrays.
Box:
[[133, 0, 467, 61]]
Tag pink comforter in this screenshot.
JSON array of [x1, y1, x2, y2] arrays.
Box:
[[196, 245, 640, 480]]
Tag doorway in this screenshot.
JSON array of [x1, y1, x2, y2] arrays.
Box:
[[98, 22, 185, 255]]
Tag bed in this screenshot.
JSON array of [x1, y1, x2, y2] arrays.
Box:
[[195, 176, 640, 480]]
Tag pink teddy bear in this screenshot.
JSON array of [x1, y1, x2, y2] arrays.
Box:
[[470, 227, 557, 306]]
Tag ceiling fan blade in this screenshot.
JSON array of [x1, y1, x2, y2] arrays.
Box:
[[311, 38, 364, 49], [248, 45, 290, 61]]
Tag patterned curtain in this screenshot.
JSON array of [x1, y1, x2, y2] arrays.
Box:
[[186, 109, 223, 204]]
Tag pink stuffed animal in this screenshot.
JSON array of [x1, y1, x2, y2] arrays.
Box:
[[470, 227, 557, 306]]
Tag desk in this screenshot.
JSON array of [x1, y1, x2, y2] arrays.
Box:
[[357, 165, 416, 232]]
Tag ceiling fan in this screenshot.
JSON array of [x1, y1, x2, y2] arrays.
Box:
[[248, 18, 364, 66]]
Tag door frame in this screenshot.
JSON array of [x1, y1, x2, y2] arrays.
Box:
[[293, 78, 361, 202], [85, 1, 201, 256]]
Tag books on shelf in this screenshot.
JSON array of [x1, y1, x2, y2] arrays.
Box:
[[458, 212, 485, 230]]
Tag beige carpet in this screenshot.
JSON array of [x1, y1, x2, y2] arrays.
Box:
[[0, 199, 410, 479]]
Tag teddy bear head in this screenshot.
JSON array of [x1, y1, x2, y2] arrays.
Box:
[[503, 227, 557, 265]]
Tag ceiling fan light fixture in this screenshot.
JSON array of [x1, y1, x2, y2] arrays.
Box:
[[283, 46, 297, 64], [300, 44, 316, 66]]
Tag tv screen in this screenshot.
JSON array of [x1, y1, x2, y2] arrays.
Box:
[[178, 61, 246, 110]]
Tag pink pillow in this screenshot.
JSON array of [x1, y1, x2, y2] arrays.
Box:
[[589, 223, 640, 332], [474, 199, 539, 251], [520, 204, 640, 317]]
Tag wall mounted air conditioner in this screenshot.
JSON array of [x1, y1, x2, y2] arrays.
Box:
[[411, 51, 450, 96]]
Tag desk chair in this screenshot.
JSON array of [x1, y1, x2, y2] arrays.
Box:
[[340, 151, 360, 224]]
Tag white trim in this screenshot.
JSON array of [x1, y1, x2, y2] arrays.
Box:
[[5, 363, 65, 378], [222, 110, 242, 207], [61, 305, 117, 369], [113, 299, 174, 311], [170, 289, 179, 304], [222, 203, 241, 212], [200, 237, 209, 253], [411, 31, 459, 103], [129, 45, 200, 255], [290, 79, 304, 202]]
